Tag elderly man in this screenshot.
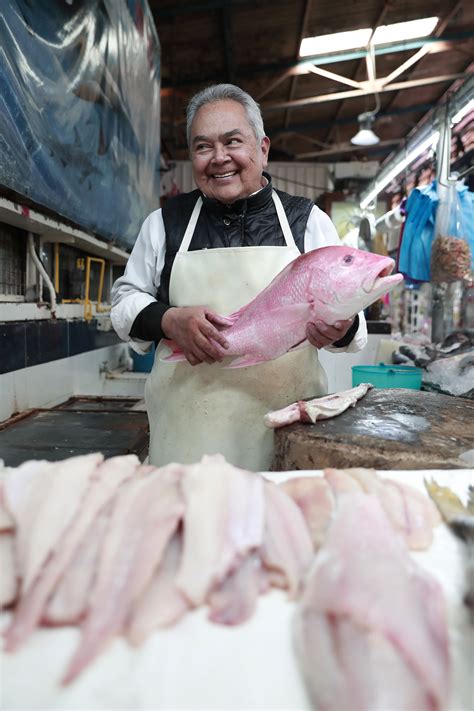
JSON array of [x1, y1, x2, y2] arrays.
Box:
[[111, 83, 367, 470]]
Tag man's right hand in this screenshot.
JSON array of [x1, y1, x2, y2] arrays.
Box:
[[161, 306, 231, 366]]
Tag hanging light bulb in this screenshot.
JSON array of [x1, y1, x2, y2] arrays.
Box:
[[351, 112, 380, 146]]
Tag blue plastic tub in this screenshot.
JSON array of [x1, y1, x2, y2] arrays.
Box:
[[352, 363, 422, 390], [131, 344, 156, 373]]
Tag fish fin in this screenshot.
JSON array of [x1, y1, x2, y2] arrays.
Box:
[[287, 339, 310, 353], [160, 339, 186, 363], [224, 354, 269, 369]]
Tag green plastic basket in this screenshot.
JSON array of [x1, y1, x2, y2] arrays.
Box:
[[352, 363, 423, 390]]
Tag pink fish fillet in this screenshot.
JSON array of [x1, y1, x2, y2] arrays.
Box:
[[126, 530, 190, 646], [261, 482, 314, 598], [62, 465, 185, 685], [162, 245, 403, 369], [280, 477, 335, 549], [0, 533, 18, 609], [207, 553, 262, 626], [175, 455, 264, 607], [4, 453, 104, 594], [44, 506, 112, 626], [3, 455, 140, 651], [341, 468, 440, 550], [294, 493, 450, 711], [264, 383, 373, 428]]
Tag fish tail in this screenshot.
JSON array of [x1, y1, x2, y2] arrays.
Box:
[[161, 339, 186, 363]]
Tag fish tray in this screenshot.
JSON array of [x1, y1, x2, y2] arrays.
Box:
[[352, 364, 422, 390]]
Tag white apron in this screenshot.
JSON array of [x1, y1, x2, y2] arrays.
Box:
[[145, 191, 327, 470]]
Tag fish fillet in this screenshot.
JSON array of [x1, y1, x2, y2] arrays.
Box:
[[0, 533, 18, 609], [261, 482, 314, 598], [3, 455, 139, 651], [126, 530, 190, 646], [5, 453, 103, 593], [62, 465, 185, 685], [176, 455, 264, 606], [294, 493, 450, 711], [207, 553, 262, 626], [264, 384, 373, 428], [280, 477, 334, 549]]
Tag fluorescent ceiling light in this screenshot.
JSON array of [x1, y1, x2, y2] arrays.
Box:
[[360, 132, 439, 209], [300, 28, 372, 57], [451, 99, 474, 126], [371, 17, 439, 45], [300, 17, 438, 57]]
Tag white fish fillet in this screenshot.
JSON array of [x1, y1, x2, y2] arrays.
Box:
[[340, 468, 440, 550], [284, 468, 440, 552], [264, 383, 373, 428], [126, 530, 190, 646], [0, 533, 18, 608], [62, 465, 185, 685], [3, 455, 139, 651], [207, 553, 262, 626], [280, 477, 335, 549], [261, 482, 314, 598], [5, 453, 103, 593], [44, 507, 111, 626], [176, 455, 264, 606], [294, 493, 450, 711]]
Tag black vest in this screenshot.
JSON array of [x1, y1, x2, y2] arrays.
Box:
[[158, 173, 313, 304]]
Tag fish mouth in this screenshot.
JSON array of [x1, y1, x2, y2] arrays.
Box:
[[362, 258, 403, 294]]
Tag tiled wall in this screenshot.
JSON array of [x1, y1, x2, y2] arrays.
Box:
[[0, 319, 121, 374]]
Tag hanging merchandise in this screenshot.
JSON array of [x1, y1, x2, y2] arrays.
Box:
[[397, 182, 438, 283], [431, 179, 472, 283]]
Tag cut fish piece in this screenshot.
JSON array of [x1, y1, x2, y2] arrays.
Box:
[[280, 477, 334, 548], [126, 530, 190, 646], [43, 506, 112, 626], [62, 465, 185, 685], [5, 453, 103, 593], [176, 455, 264, 606], [264, 384, 373, 428], [0, 533, 18, 609], [3, 455, 139, 651], [261, 482, 314, 598], [324, 467, 363, 496], [207, 553, 262, 626], [294, 493, 450, 711]]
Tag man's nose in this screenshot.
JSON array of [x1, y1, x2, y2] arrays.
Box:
[[212, 144, 229, 162]]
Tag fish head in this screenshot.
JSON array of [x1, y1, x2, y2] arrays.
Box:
[[306, 246, 404, 321]]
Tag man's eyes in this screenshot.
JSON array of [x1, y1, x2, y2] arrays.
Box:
[[195, 138, 242, 152]]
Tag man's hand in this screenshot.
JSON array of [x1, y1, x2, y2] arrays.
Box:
[[161, 306, 231, 366], [306, 318, 354, 349]]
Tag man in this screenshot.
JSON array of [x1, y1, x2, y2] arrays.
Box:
[[111, 84, 367, 470]]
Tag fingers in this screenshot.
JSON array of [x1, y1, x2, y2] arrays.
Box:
[[206, 310, 235, 328], [306, 319, 353, 349]]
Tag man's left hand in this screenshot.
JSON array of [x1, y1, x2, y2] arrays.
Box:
[[306, 319, 354, 349]]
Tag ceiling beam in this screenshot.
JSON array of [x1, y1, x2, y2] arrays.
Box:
[[262, 72, 469, 111], [295, 138, 400, 159], [160, 32, 474, 89]]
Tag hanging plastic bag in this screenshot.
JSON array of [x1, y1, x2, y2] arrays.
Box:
[[431, 179, 472, 283]]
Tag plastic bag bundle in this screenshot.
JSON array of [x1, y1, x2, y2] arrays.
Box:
[[431, 180, 472, 283]]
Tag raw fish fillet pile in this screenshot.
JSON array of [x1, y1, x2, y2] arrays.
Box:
[[0, 452, 313, 684], [294, 494, 450, 711], [281, 466, 441, 550], [0, 452, 448, 706]]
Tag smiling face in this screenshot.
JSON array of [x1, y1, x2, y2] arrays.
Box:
[[189, 99, 270, 204]]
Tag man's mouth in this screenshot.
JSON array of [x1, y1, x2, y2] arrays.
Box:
[[211, 171, 237, 179]]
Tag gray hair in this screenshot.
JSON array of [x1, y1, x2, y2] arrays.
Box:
[[186, 84, 266, 146]]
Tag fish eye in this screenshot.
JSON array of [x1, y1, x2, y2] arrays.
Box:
[[343, 254, 354, 265]]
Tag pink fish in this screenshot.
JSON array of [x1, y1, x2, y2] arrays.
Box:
[[163, 245, 403, 368]]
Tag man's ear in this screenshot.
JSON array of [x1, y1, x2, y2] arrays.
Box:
[[261, 136, 271, 166]]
